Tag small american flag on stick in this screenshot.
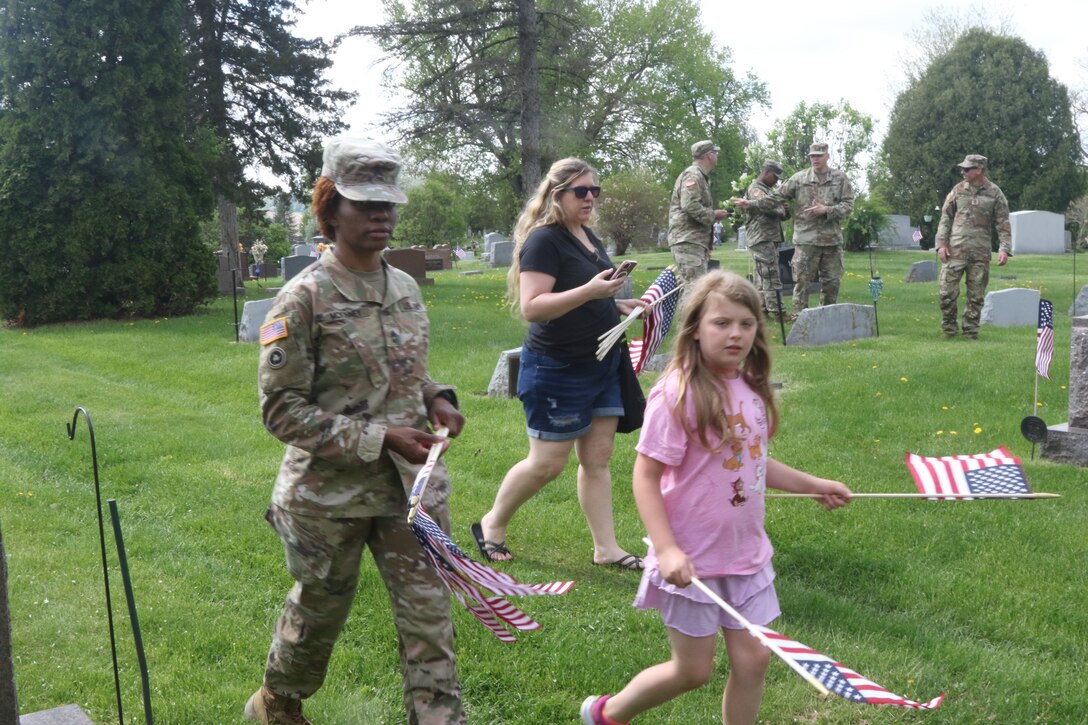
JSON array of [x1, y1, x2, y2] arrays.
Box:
[[629, 267, 681, 374], [905, 446, 1031, 500], [757, 625, 944, 709], [1035, 299, 1054, 380]]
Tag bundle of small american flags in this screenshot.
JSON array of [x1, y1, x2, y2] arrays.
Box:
[[595, 266, 682, 371], [410, 506, 574, 642]]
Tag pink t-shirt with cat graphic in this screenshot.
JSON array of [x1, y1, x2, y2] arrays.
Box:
[[635, 370, 773, 577]]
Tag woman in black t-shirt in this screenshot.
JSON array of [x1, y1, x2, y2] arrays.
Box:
[[471, 158, 646, 571]]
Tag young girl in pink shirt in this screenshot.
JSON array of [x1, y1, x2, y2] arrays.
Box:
[[582, 271, 852, 725]]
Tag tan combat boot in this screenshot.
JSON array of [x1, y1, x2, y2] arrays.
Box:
[[244, 686, 313, 725]]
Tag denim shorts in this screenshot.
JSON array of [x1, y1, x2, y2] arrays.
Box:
[[517, 346, 623, 441]]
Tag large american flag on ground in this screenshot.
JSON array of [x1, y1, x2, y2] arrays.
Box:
[[629, 267, 681, 374], [410, 506, 574, 642], [757, 626, 944, 709], [1035, 299, 1054, 380], [905, 446, 1031, 500]]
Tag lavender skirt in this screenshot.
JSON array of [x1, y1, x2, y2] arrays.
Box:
[[633, 562, 780, 638]]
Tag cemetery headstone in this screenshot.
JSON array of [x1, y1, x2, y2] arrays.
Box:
[[904, 260, 938, 283], [489, 241, 514, 268], [1069, 284, 1088, 317], [215, 251, 246, 296], [292, 243, 311, 256], [281, 255, 317, 283], [980, 287, 1039, 327], [878, 214, 917, 248], [487, 348, 522, 398], [238, 298, 277, 343], [736, 227, 746, 250], [19, 705, 96, 724], [383, 248, 433, 285], [1010, 210, 1065, 255], [484, 232, 505, 252], [1041, 314, 1088, 466], [785, 303, 876, 346]]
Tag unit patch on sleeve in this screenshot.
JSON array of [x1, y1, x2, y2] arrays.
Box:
[[267, 347, 287, 368], [260, 316, 288, 345]]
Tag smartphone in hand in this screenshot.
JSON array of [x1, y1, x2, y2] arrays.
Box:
[[610, 260, 637, 280]]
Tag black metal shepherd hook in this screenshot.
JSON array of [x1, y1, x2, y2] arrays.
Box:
[[66, 407, 125, 725]]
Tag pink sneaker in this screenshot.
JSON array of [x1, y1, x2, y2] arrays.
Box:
[[581, 694, 625, 725]]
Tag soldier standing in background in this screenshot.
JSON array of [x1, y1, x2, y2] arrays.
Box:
[[935, 154, 1011, 339], [668, 140, 731, 305], [736, 142, 854, 315], [246, 138, 465, 725], [741, 160, 791, 321]]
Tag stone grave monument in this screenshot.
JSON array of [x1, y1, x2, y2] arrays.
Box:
[[1068, 284, 1088, 317], [879, 214, 918, 248], [489, 240, 514, 268], [1041, 314, 1088, 466], [904, 260, 938, 283], [785, 303, 876, 346], [384, 248, 432, 285], [214, 251, 246, 296], [1010, 211, 1065, 255], [487, 348, 522, 398], [980, 288, 1039, 327], [238, 298, 277, 343], [280, 254, 317, 283]]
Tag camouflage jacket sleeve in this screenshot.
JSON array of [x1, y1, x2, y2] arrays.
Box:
[[935, 186, 957, 248], [993, 186, 1012, 254], [678, 168, 716, 227], [746, 181, 790, 219]]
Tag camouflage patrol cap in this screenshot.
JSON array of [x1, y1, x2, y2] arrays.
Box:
[[321, 137, 408, 204], [956, 154, 988, 170], [762, 159, 785, 177], [691, 140, 720, 158], [808, 143, 829, 156]]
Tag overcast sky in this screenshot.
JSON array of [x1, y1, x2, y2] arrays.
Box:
[[294, 0, 1087, 147]]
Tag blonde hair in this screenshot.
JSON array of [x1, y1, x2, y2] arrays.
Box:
[[505, 158, 598, 317], [664, 270, 778, 450]]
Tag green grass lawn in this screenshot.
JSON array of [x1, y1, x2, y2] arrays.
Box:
[[1, 248, 1085, 724]]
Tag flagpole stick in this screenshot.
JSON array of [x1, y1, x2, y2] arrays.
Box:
[[641, 538, 829, 697], [774, 287, 787, 345], [406, 427, 449, 524], [1032, 374, 1040, 460], [765, 492, 1060, 499]]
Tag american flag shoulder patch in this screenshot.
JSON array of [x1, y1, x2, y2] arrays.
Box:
[[260, 316, 288, 345]]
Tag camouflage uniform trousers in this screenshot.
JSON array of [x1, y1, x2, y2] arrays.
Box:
[[671, 241, 709, 310], [262, 503, 464, 724], [748, 241, 785, 315], [939, 257, 990, 337], [791, 244, 843, 312]]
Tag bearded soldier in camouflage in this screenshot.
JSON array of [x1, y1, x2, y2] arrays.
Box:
[[743, 160, 791, 320], [936, 154, 1011, 339], [668, 140, 731, 306], [246, 138, 466, 725]]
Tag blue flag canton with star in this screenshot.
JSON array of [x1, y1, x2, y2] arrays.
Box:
[[798, 660, 867, 702], [964, 464, 1030, 495]]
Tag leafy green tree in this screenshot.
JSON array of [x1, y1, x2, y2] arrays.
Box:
[[359, 0, 766, 203], [0, 0, 215, 326], [879, 29, 1085, 225], [183, 0, 353, 267], [396, 174, 471, 247], [842, 193, 892, 252], [596, 168, 669, 254]]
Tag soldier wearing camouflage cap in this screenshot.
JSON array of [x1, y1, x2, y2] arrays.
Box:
[[935, 154, 1011, 339], [741, 160, 792, 321], [246, 138, 466, 724], [668, 140, 732, 305]]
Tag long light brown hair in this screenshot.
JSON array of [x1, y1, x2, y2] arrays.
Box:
[[664, 270, 778, 450], [505, 158, 598, 317]]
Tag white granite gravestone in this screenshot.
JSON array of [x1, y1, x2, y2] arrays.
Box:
[[238, 298, 277, 343], [736, 227, 747, 250], [785, 304, 876, 346], [484, 232, 505, 252], [905, 260, 938, 283], [1010, 211, 1065, 255], [490, 240, 514, 268], [879, 214, 916, 248], [980, 287, 1040, 327]]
